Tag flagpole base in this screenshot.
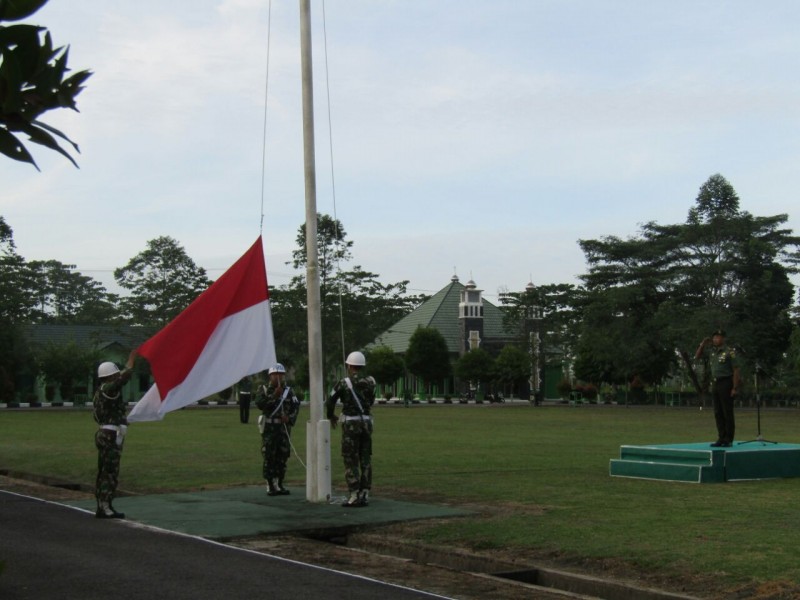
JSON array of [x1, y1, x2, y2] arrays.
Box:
[[306, 419, 331, 502]]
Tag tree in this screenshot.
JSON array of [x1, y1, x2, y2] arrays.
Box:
[[780, 326, 800, 392], [114, 236, 211, 327], [0, 215, 36, 322], [577, 174, 799, 394], [493, 344, 531, 397], [269, 283, 309, 376], [404, 326, 451, 394], [0, 216, 35, 401], [28, 259, 119, 323], [454, 348, 494, 393], [574, 285, 673, 386], [501, 284, 583, 345], [365, 345, 405, 397], [0, 0, 92, 169], [333, 266, 426, 358], [274, 266, 425, 383], [34, 339, 100, 402], [291, 213, 353, 296], [273, 215, 427, 381], [499, 282, 585, 378]]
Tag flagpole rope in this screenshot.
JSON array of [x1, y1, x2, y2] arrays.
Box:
[[320, 0, 348, 370], [258, 0, 273, 235], [285, 423, 307, 470]]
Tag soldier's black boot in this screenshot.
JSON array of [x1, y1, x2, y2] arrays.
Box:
[[357, 489, 369, 506], [277, 479, 290, 495], [266, 479, 281, 496], [342, 491, 361, 507], [96, 501, 125, 519]]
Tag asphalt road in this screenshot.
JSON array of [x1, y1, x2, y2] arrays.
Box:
[[0, 491, 452, 600]]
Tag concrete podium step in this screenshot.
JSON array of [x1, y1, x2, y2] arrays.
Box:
[[609, 441, 800, 483]]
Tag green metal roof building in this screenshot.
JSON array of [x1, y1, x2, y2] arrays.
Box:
[[369, 275, 522, 399], [372, 275, 516, 357], [16, 324, 150, 405]]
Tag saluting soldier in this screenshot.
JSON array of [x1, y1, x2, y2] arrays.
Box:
[[695, 329, 741, 447], [255, 363, 300, 496], [326, 351, 376, 508], [93, 350, 136, 519]]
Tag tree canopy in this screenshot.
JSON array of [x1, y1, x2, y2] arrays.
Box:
[[0, 0, 92, 169], [493, 344, 531, 396], [499, 282, 585, 367], [405, 326, 451, 392], [576, 174, 799, 392], [365, 345, 405, 391], [114, 236, 211, 328], [454, 348, 494, 391], [0, 215, 35, 323], [28, 259, 119, 323], [272, 214, 426, 383]]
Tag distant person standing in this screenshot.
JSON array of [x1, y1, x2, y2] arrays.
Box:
[[695, 329, 741, 447], [326, 351, 376, 507], [237, 376, 252, 424], [93, 350, 136, 519], [255, 363, 300, 496]]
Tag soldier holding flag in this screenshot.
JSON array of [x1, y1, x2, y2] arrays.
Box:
[[93, 350, 137, 519]]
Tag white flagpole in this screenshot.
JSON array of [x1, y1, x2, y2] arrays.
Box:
[[299, 0, 331, 503]]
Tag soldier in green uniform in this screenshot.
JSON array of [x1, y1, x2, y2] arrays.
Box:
[[326, 351, 376, 507], [93, 350, 136, 519], [255, 363, 300, 496], [695, 329, 741, 447], [237, 375, 252, 424]]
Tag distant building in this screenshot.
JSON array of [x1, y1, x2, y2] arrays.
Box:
[[371, 275, 561, 399], [19, 324, 150, 404]]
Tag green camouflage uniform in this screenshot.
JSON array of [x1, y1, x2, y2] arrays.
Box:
[[326, 372, 376, 494], [92, 368, 132, 507], [708, 344, 739, 444], [255, 382, 300, 483]]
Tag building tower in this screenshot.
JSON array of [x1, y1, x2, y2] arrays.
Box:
[[458, 277, 484, 356], [524, 280, 544, 402]]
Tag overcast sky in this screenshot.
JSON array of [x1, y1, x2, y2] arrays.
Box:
[[3, 0, 799, 303]]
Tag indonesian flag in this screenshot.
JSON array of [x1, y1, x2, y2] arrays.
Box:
[[128, 237, 276, 422]]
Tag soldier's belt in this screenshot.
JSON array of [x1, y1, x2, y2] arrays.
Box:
[[342, 415, 371, 422], [265, 418, 285, 424], [100, 424, 127, 447]]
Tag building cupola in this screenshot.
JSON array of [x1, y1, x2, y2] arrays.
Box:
[[459, 279, 483, 319]]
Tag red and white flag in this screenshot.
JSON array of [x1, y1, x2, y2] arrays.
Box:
[[128, 237, 276, 422]]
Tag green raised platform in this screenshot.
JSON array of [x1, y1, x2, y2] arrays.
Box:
[[64, 486, 470, 539], [609, 441, 800, 483]]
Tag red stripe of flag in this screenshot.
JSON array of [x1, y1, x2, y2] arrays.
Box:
[[137, 236, 269, 401]]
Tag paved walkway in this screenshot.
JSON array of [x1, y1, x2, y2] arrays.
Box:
[[1, 489, 465, 599]]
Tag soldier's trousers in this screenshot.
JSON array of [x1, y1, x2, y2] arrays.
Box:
[[712, 376, 735, 443], [261, 424, 291, 480], [95, 429, 122, 505], [239, 393, 251, 424], [341, 419, 372, 493]]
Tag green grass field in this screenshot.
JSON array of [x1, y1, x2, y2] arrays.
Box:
[[2, 404, 800, 588]]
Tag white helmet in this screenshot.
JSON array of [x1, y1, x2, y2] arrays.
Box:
[[345, 351, 366, 367], [268, 363, 286, 375], [97, 362, 120, 378]]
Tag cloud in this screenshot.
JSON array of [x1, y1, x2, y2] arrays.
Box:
[[5, 0, 799, 299]]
